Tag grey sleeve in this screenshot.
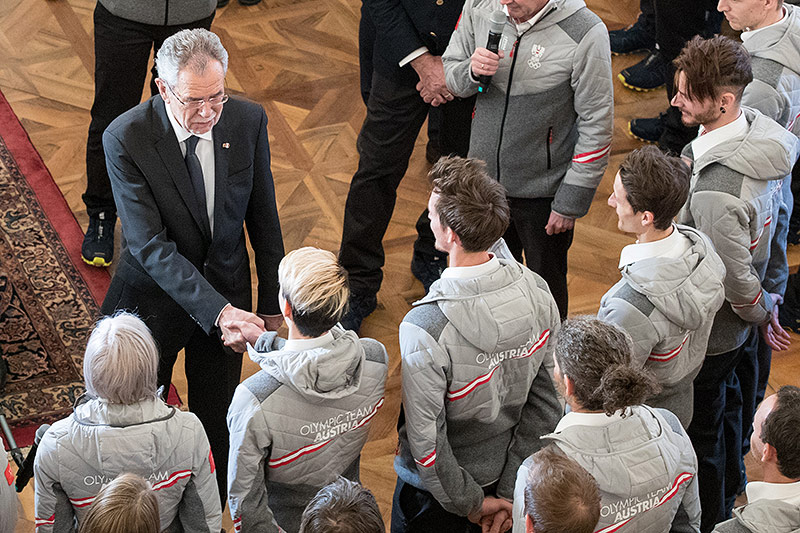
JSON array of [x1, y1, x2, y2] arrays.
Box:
[[399, 321, 485, 517], [598, 297, 660, 368], [33, 432, 75, 533], [442, 0, 481, 97], [552, 21, 613, 218], [658, 409, 701, 533], [178, 416, 222, 533], [763, 176, 791, 297]]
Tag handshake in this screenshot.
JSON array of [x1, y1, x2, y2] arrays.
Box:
[[468, 496, 514, 533], [218, 305, 284, 352]]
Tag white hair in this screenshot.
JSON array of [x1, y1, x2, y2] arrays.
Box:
[[155, 28, 229, 87], [83, 312, 159, 404]]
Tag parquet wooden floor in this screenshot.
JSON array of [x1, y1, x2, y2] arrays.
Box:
[[2, 0, 799, 530]]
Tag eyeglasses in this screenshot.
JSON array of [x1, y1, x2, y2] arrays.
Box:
[[166, 83, 229, 109]]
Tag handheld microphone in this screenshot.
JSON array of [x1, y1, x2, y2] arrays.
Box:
[[478, 11, 507, 93], [0, 415, 23, 470], [15, 424, 50, 492]]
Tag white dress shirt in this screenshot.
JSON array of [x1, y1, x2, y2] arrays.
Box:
[[164, 101, 216, 235]]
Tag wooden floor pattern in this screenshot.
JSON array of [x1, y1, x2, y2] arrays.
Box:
[[3, 0, 799, 530]]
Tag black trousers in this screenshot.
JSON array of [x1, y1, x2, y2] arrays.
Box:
[[101, 277, 240, 505], [503, 197, 573, 319], [687, 329, 757, 533], [339, 68, 474, 297], [84, 3, 214, 215], [391, 480, 485, 533]]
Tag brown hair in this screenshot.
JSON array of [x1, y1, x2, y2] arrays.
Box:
[[762, 385, 800, 479], [554, 317, 661, 415], [618, 146, 691, 231], [79, 473, 159, 533], [524, 445, 601, 533], [429, 156, 510, 252], [673, 35, 752, 104], [299, 478, 385, 533]]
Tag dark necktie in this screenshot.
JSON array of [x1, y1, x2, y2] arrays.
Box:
[[184, 135, 207, 213]]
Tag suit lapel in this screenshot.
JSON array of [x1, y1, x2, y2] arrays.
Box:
[[151, 97, 212, 242], [211, 111, 230, 244]]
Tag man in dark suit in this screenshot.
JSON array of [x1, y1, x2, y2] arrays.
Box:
[[338, 0, 475, 332], [100, 28, 284, 501]]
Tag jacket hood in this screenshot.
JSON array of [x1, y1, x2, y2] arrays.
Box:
[[415, 259, 548, 353], [70, 395, 179, 472], [743, 5, 800, 76], [621, 225, 726, 330], [515, 0, 587, 30], [732, 499, 800, 533], [694, 108, 799, 179], [247, 325, 365, 401], [543, 406, 682, 495]]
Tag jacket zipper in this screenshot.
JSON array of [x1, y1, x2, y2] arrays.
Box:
[[495, 37, 521, 183], [547, 126, 553, 169]]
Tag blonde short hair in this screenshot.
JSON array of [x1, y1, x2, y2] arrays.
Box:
[[78, 473, 159, 533], [83, 312, 159, 404], [278, 247, 349, 337]]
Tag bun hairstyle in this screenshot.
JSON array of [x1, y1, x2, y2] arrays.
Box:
[[555, 316, 661, 415]]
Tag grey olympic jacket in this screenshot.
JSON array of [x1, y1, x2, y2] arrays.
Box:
[[713, 499, 800, 533], [97, 0, 215, 26], [597, 225, 726, 427], [33, 395, 222, 533], [442, 0, 613, 218], [227, 326, 388, 533], [741, 4, 800, 299], [512, 406, 700, 533], [395, 258, 563, 517], [676, 108, 799, 354]]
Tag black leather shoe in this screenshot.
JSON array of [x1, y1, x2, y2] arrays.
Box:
[[411, 253, 447, 293], [340, 293, 378, 333], [81, 211, 116, 268]]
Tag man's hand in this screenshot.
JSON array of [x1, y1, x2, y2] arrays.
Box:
[[257, 313, 284, 332], [468, 496, 513, 532], [219, 306, 266, 352], [480, 508, 512, 533], [411, 52, 454, 106], [471, 47, 504, 79], [545, 211, 575, 235], [760, 293, 791, 351]]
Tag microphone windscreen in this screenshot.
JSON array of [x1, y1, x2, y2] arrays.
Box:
[[489, 11, 506, 33]]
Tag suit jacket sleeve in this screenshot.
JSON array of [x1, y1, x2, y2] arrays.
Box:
[[244, 109, 284, 316], [363, 0, 426, 66], [103, 128, 230, 333]]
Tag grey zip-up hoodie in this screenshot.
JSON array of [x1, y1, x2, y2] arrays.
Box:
[[395, 259, 562, 517], [677, 108, 799, 354], [227, 326, 388, 533], [598, 225, 726, 427], [741, 4, 800, 299], [34, 395, 221, 533], [714, 498, 800, 533], [511, 406, 700, 533], [97, 0, 215, 26], [442, 0, 613, 218]]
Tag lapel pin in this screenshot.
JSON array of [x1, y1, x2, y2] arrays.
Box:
[[222, 142, 230, 149]]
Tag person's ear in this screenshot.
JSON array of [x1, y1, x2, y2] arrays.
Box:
[[564, 374, 576, 398], [526, 514, 536, 533], [763, 442, 778, 465], [155, 78, 171, 103]]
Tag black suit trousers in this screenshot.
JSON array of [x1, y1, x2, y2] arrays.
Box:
[[83, 3, 214, 215], [339, 69, 474, 297], [101, 279, 241, 504]]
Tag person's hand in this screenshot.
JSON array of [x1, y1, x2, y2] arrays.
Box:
[[219, 306, 266, 352], [471, 47, 504, 79], [258, 313, 284, 332], [760, 293, 791, 351], [468, 496, 513, 531], [545, 211, 575, 235], [480, 508, 512, 533], [411, 53, 454, 106]]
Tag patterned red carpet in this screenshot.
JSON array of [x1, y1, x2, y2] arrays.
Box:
[[0, 90, 109, 447]]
